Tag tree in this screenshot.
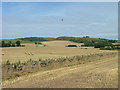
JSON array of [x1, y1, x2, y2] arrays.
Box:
[[66, 45, 77, 47], [8, 41, 12, 47], [85, 36, 90, 38], [11, 43, 16, 47], [35, 42, 37, 45], [16, 41, 21, 47], [35, 42, 38, 47], [38, 42, 42, 44], [2, 41, 5, 47]]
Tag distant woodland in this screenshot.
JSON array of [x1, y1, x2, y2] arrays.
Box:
[[0, 36, 120, 50]]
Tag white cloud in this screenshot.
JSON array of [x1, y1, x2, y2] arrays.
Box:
[[2, 2, 118, 39]]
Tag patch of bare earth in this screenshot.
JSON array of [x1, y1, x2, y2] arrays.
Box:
[[3, 55, 118, 88]]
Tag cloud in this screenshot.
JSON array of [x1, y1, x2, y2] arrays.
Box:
[[2, 2, 118, 39]]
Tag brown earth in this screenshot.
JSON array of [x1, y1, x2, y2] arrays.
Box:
[[2, 55, 118, 88]]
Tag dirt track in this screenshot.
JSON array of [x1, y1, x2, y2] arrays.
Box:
[[3, 55, 118, 88]]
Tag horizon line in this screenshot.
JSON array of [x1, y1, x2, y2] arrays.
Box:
[[1, 36, 118, 40]]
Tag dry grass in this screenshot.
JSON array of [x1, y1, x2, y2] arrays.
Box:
[[2, 40, 118, 88], [1, 40, 116, 63], [41, 40, 83, 46], [2, 55, 118, 88]]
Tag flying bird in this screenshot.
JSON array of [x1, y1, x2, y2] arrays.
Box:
[[61, 19, 63, 21]]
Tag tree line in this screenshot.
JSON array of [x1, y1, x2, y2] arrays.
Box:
[[0, 41, 21, 47], [100, 45, 120, 50], [1, 36, 119, 49], [56, 36, 118, 49], [18, 37, 55, 42]]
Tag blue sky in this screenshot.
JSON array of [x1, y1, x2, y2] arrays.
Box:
[[2, 2, 118, 39]]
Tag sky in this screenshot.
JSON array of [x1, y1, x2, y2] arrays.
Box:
[[2, 2, 118, 40]]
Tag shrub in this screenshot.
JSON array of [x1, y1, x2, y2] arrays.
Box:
[[21, 45, 25, 47], [11, 43, 16, 47], [66, 45, 77, 47], [35, 42, 37, 45], [16, 41, 21, 47], [38, 42, 42, 44], [100, 45, 120, 50], [17, 60, 21, 65], [14, 72, 21, 77], [6, 60, 10, 65], [43, 45, 47, 47]]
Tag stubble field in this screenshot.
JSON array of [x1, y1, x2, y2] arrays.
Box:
[[3, 55, 118, 88], [1, 40, 116, 63], [1, 40, 118, 88]]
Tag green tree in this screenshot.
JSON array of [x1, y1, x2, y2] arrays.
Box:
[[35, 42, 37, 45], [2, 41, 5, 47], [8, 41, 12, 47], [35, 42, 38, 47], [16, 41, 21, 47], [11, 42, 16, 47]]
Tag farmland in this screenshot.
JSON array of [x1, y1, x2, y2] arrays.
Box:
[[1, 40, 117, 63], [1, 40, 118, 88], [2, 1, 118, 88], [3, 54, 118, 88]]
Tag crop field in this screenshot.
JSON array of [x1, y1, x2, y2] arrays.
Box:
[[3, 54, 118, 88], [1, 40, 116, 64], [41, 40, 83, 46], [1, 40, 118, 88], [2, 1, 119, 88]]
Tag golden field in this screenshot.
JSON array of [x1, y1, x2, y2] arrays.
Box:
[[1, 40, 116, 63], [3, 55, 118, 88], [2, 40, 118, 88]]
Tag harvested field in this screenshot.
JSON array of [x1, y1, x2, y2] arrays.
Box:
[[1, 41, 117, 63], [1, 40, 118, 88], [2, 55, 118, 88], [41, 40, 83, 46], [2, 52, 117, 80]]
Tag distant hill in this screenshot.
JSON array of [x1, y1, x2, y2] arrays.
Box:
[[1, 37, 56, 43], [56, 36, 117, 43], [18, 37, 55, 43], [56, 36, 118, 48], [1, 36, 117, 43], [1, 36, 118, 48]]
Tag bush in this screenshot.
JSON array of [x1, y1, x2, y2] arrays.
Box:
[[66, 45, 77, 47], [94, 41, 112, 48], [17, 60, 21, 65], [11, 43, 16, 47], [38, 42, 42, 44], [6, 60, 11, 65], [16, 41, 21, 47], [43, 45, 47, 47], [100, 45, 120, 50], [21, 45, 25, 47]]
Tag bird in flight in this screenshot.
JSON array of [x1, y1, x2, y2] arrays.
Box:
[[61, 19, 63, 21]]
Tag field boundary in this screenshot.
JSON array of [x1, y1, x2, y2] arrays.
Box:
[[2, 52, 118, 81]]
